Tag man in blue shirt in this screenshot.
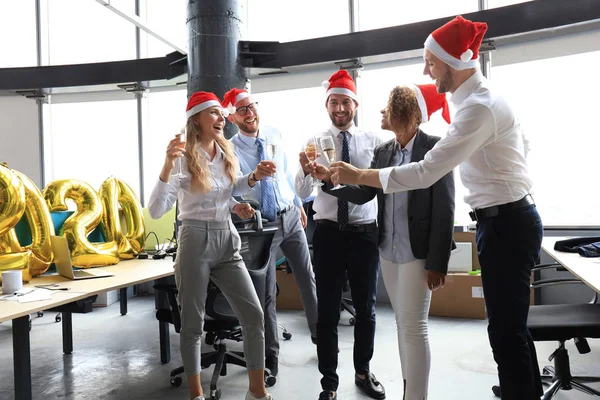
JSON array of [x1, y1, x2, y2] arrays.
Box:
[[224, 88, 318, 378]]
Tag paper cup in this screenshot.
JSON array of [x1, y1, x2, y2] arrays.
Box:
[[2, 270, 23, 294]]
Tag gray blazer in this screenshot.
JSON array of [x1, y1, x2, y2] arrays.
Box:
[[324, 130, 455, 274]]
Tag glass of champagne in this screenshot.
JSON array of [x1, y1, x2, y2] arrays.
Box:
[[265, 134, 278, 181], [305, 138, 323, 187], [318, 136, 345, 190], [171, 128, 186, 178]]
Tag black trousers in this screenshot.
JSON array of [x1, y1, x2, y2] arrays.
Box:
[[312, 222, 379, 392], [476, 204, 543, 400]]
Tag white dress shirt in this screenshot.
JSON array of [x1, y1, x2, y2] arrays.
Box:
[[295, 124, 383, 224], [379, 71, 533, 209], [148, 144, 251, 221]]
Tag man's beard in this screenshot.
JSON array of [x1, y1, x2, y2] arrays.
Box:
[[437, 67, 453, 93], [329, 112, 354, 128]]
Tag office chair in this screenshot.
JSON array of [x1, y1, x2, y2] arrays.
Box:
[[155, 210, 278, 400], [303, 199, 356, 325], [492, 262, 600, 399]]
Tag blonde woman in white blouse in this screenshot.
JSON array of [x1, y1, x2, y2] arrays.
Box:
[[148, 91, 276, 400]]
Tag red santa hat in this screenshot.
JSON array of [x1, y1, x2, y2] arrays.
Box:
[[413, 84, 451, 124], [322, 70, 357, 101], [424, 16, 488, 70], [221, 88, 251, 115], [186, 91, 228, 119]]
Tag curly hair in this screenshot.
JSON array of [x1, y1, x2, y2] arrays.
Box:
[[386, 86, 422, 132], [184, 115, 239, 193]]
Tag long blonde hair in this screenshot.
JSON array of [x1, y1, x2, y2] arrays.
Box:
[[184, 114, 239, 193]]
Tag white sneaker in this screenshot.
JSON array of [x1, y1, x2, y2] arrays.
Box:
[[192, 396, 205, 400], [245, 391, 273, 400]]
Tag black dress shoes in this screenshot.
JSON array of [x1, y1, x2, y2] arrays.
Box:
[[355, 372, 386, 399], [318, 390, 337, 400], [265, 355, 278, 377]]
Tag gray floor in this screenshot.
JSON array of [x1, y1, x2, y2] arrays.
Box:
[[1, 296, 600, 400]]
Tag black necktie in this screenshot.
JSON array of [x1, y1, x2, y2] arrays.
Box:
[[338, 131, 350, 228]]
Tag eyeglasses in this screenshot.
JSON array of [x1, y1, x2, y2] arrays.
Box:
[[236, 102, 258, 116]]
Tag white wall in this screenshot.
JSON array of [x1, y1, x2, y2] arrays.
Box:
[[0, 95, 42, 187]]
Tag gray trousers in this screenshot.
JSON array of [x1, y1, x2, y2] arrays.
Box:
[[175, 219, 265, 375], [265, 205, 318, 358]]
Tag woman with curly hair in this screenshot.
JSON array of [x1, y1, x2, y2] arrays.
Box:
[[320, 84, 455, 399], [148, 91, 276, 400]]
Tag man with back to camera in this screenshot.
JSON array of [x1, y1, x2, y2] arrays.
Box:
[[295, 70, 385, 400], [224, 88, 319, 378], [329, 16, 544, 400]]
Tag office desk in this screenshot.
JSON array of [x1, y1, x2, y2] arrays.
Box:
[[0, 258, 175, 400], [542, 237, 600, 293]]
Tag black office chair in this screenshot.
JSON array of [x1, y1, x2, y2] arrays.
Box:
[[303, 199, 356, 325], [155, 210, 278, 400], [492, 262, 600, 399]]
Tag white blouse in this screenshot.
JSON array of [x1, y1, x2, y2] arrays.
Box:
[[148, 144, 252, 221]]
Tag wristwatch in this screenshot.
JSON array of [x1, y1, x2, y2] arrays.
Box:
[[249, 171, 259, 182]]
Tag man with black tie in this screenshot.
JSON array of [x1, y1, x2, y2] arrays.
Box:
[[225, 88, 318, 378], [295, 70, 385, 400]]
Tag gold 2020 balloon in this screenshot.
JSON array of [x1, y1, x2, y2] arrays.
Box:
[[43, 179, 119, 268], [0, 164, 31, 282], [99, 176, 145, 259]]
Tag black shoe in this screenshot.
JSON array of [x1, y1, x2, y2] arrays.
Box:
[[318, 390, 337, 400], [492, 385, 501, 397], [355, 372, 385, 399], [265, 355, 278, 377]]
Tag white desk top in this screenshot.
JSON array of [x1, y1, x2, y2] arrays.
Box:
[[542, 236, 600, 293], [0, 258, 175, 322]]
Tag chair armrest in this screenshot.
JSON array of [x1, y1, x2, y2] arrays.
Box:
[[531, 278, 585, 289], [532, 262, 568, 272]]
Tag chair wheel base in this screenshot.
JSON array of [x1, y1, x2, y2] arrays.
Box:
[[170, 376, 182, 387], [492, 385, 501, 397], [283, 332, 292, 340], [210, 388, 221, 400], [349, 317, 356, 326]]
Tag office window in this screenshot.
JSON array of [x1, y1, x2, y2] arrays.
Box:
[[492, 50, 600, 226], [46, 99, 140, 199], [247, 0, 349, 42], [360, 63, 470, 225], [47, 0, 136, 65], [143, 0, 187, 58], [142, 89, 188, 204], [358, 0, 477, 31], [487, 0, 533, 9], [0, 1, 37, 67]]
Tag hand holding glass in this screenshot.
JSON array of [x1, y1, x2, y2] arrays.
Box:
[[172, 128, 186, 178], [318, 136, 345, 190], [305, 138, 323, 187], [264, 135, 278, 180]]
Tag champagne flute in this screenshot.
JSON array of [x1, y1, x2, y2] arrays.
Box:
[[171, 128, 186, 178], [304, 138, 323, 187], [264, 134, 278, 181], [318, 136, 345, 190]]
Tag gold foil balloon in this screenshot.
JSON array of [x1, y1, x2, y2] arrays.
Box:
[[13, 171, 55, 277], [99, 177, 146, 259], [43, 179, 119, 268], [0, 164, 31, 282]]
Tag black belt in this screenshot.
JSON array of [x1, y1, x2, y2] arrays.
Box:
[[469, 194, 535, 222], [316, 219, 377, 233], [277, 203, 294, 216]]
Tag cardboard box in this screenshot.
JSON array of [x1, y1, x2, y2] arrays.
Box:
[[453, 231, 480, 270], [448, 242, 473, 273], [276, 266, 303, 310], [429, 273, 486, 319]]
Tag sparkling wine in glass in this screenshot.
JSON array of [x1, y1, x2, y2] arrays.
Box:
[[305, 138, 323, 187], [264, 134, 278, 180], [318, 136, 345, 190], [172, 128, 186, 178]]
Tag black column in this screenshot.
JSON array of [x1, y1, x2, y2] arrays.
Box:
[[187, 0, 248, 139]]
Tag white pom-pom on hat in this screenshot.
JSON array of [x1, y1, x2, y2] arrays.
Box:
[[460, 49, 474, 62], [227, 105, 236, 115], [322, 80, 330, 89]]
